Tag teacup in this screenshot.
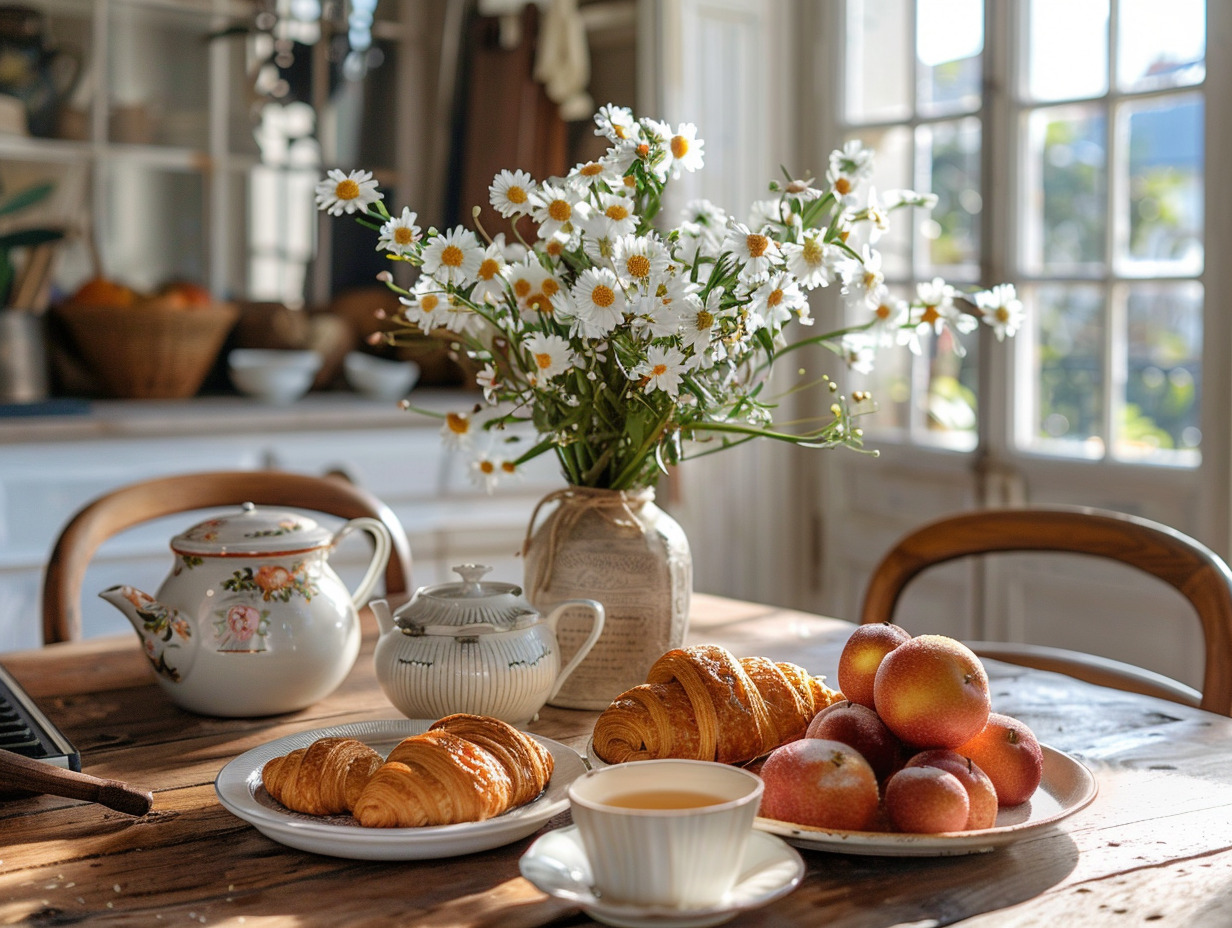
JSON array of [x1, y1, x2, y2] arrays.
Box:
[[567, 759, 764, 909]]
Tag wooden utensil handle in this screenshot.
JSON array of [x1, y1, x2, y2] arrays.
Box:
[[0, 749, 152, 816]]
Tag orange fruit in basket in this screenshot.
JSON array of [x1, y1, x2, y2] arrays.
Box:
[[69, 277, 138, 309], [153, 280, 214, 308]]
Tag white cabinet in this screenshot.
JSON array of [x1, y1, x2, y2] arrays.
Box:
[[0, 392, 566, 652]]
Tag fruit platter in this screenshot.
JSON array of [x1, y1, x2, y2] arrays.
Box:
[[587, 626, 1097, 855]]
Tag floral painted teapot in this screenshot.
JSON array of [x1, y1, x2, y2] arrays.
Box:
[[100, 502, 392, 717], [371, 564, 605, 725]]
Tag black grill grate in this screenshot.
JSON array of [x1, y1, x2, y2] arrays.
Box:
[[0, 661, 79, 770]]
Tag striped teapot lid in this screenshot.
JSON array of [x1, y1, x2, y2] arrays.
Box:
[[393, 564, 539, 634]]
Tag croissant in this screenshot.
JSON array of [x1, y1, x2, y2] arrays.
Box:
[[260, 737, 385, 815], [592, 644, 842, 766], [352, 718, 553, 828]]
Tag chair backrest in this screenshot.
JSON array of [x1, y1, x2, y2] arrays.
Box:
[[42, 470, 413, 645], [859, 506, 1232, 717]]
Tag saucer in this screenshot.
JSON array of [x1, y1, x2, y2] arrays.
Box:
[[519, 825, 804, 928]]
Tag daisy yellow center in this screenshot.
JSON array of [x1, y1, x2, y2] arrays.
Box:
[[834, 177, 852, 195], [394, 227, 415, 245], [614, 125, 629, 139], [622, 176, 637, 189], [656, 283, 670, 299], [580, 162, 604, 177], [507, 185, 528, 204], [535, 352, 553, 370], [514, 280, 532, 298], [546, 239, 564, 257], [501, 461, 517, 474], [875, 303, 892, 320], [335, 179, 360, 200], [542, 278, 560, 297], [864, 271, 878, 289], [597, 237, 615, 259], [767, 288, 784, 307], [528, 293, 553, 314], [626, 254, 651, 279], [670, 135, 689, 159], [697, 310, 714, 330], [591, 284, 616, 308], [421, 294, 440, 312], [746, 234, 770, 258], [548, 200, 571, 222], [802, 237, 824, 265], [446, 413, 469, 434], [995, 306, 1011, 323], [636, 143, 650, 158], [478, 258, 500, 280], [440, 244, 464, 268], [605, 203, 630, 222], [920, 305, 941, 325], [479, 460, 495, 474], [652, 364, 668, 376]]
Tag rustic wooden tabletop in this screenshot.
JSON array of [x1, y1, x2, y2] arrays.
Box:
[[2, 593, 1231, 927]]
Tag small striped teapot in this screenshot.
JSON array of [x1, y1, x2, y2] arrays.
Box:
[[371, 564, 604, 725]]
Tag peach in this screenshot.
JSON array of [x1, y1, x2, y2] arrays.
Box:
[[836, 622, 911, 708], [806, 701, 904, 782], [872, 634, 990, 749], [883, 766, 969, 834], [904, 748, 998, 830], [956, 712, 1044, 807], [759, 738, 880, 831]]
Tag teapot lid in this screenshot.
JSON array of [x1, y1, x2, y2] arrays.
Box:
[[394, 564, 538, 634], [171, 502, 335, 556]]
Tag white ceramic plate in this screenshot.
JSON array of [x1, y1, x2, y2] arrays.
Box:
[[755, 744, 1096, 856], [214, 719, 586, 860], [520, 825, 805, 928]]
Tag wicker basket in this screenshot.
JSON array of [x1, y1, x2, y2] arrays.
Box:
[[55, 301, 239, 399]]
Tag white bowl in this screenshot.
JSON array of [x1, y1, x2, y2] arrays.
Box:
[[228, 349, 322, 405], [344, 352, 420, 400]]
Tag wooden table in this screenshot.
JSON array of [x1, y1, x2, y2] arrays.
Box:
[[3, 593, 1232, 927]]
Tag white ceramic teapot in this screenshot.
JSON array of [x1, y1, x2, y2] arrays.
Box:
[[99, 502, 392, 717], [371, 564, 604, 725]]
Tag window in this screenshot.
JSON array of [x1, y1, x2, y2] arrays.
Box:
[[838, 0, 1206, 466]]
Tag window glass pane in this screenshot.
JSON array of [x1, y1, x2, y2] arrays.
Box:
[[917, 118, 981, 275], [845, 127, 914, 278], [1120, 95, 1203, 275], [1117, 0, 1205, 92], [926, 324, 978, 448], [845, 0, 912, 123], [852, 343, 913, 434], [1028, 284, 1105, 456], [1023, 105, 1106, 274], [1119, 282, 1202, 461], [1026, 0, 1108, 102], [916, 0, 983, 116], [102, 164, 205, 290]]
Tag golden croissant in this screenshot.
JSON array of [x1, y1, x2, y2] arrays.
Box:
[[260, 737, 385, 815], [592, 644, 842, 765], [352, 714, 554, 828]]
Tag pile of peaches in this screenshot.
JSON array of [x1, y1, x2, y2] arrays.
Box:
[[65, 276, 215, 311], [760, 624, 1045, 834]]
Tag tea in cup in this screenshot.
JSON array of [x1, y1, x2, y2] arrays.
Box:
[[567, 759, 763, 909]]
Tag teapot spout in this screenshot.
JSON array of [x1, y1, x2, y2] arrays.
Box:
[[99, 585, 198, 683], [369, 598, 396, 636]]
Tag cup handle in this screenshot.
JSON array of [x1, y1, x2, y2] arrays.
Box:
[[331, 516, 393, 608], [545, 599, 605, 700]]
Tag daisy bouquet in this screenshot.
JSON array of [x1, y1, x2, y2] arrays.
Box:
[[316, 104, 1021, 491]]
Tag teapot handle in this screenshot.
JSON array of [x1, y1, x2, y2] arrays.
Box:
[[543, 599, 606, 700], [331, 517, 393, 609]]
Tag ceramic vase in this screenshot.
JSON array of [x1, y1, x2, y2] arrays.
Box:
[[523, 486, 692, 709]]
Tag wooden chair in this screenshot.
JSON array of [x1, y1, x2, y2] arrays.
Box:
[[42, 470, 413, 645], [859, 506, 1232, 717]]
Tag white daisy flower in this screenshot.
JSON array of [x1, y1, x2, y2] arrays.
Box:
[[436, 292, 478, 335], [589, 192, 639, 239], [594, 104, 637, 143], [315, 168, 381, 216], [780, 231, 837, 289], [398, 278, 448, 330], [975, 284, 1024, 341], [508, 258, 562, 318], [489, 169, 537, 218], [525, 332, 575, 383], [440, 410, 475, 449], [749, 272, 808, 331], [722, 221, 781, 283], [421, 226, 484, 286], [568, 159, 618, 189], [613, 233, 669, 291], [530, 182, 582, 240], [475, 363, 499, 402], [470, 243, 508, 304], [376, 207, 421, 256], [782, 176, 824, 202], [678, 290, 723, 355], [841, 332, 878, 374], [827, 140, 876, 203], [913, 277, 960, 335], [841, 246, 887, 309], [636, 344, 688, 397], [869, 295, 909, 346], [668, 122, 704, 175], [570, 266, 626, 337]]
